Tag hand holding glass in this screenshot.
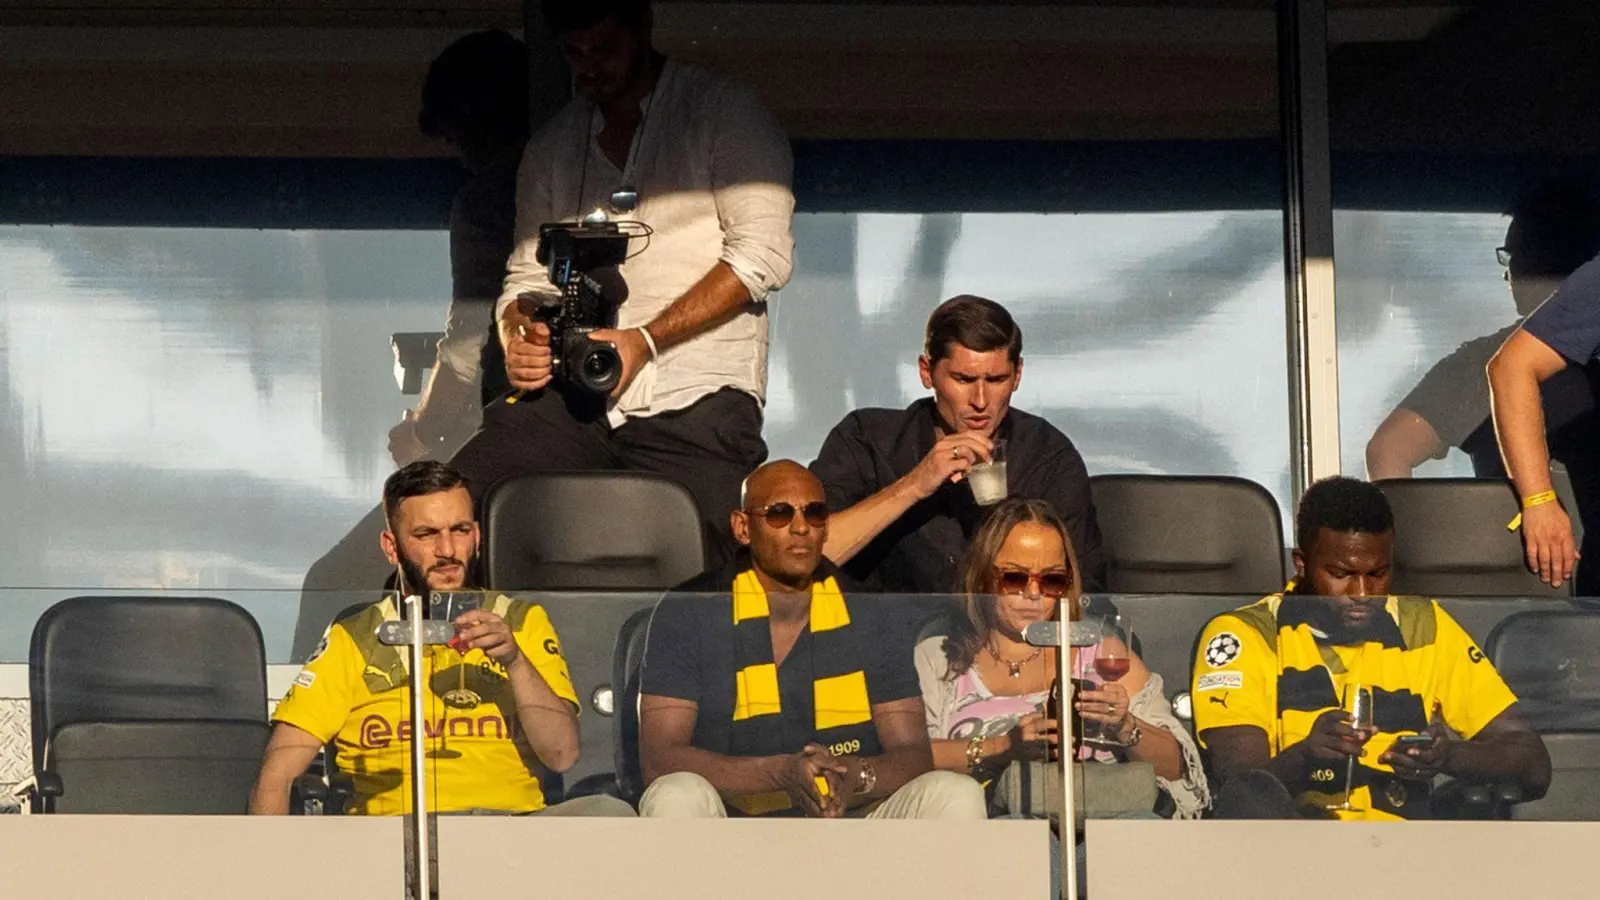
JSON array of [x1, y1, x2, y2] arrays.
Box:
[[1325, 684, 1374, 812], [967, 439, 1008, 506]]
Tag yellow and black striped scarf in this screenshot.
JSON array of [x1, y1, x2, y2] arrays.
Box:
[[1243, 591, 1441, 819], [726, 569, 877, 815]]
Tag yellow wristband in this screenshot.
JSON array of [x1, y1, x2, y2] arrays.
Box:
[[1507, 491, 1560, 532], [1523, 490, 1559, 509]]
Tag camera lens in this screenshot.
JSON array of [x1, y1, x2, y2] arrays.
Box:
[[575, 342, 622, 393]]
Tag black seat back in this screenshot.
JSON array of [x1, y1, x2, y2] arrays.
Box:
[[29, 596, 268, 813], [1512, 733, 1600, 821], [46, 720, 269, 814], [1486, 608, 1600, 731], [1090, 475, 1286, 594], [1377, 479, 1566, 597], [612, 606, 656, 804], [482, 472, 706, 590]]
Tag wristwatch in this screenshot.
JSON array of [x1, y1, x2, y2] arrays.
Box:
[[1122, 725, 1143, 747], [855, 759, 878, 796]]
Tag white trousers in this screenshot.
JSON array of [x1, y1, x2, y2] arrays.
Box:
[[638, 770, 988, 820]]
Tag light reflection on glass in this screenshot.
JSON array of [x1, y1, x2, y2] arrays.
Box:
[[1, 212, 1294, 656]]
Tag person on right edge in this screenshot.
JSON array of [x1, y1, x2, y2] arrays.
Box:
[[1490, 191, 1600, 591], [810, 295, 1108, 594], [1194, 476, 1550, 819], [636, 459, 986, 820], [1368, 182, 1600, 594]]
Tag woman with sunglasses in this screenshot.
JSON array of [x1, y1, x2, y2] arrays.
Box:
[[917, 497, 1201, 791], [915, 499, 1208, 891]]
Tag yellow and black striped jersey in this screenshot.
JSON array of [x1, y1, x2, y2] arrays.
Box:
[[1192, 593, 1516, 820]]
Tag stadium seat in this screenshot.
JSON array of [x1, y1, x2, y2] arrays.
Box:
[[25, 596, 269, 814], [1376, 478, 1567, 597], [481, 471, 707, 591], [1089, 475, 1286, 594], [1486, 608, 1600, 732], [1512, 733, 1600, 821]]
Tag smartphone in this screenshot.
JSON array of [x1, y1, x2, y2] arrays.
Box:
[[427, 592, 483, 621], [1393, 733, 1437, 749]]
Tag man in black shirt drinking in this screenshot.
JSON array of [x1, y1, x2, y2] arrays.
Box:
[[636, 460, 985, 819], [810, 295, 1107, 593]]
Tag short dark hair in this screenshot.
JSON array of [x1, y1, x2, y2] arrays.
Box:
[[1505, 178, 1600, 277], [1295, 476, 1394, 553], [418, 30, 529, 140], [383, 461, 472, 528], [541, 0, 650, 36], [923, 295, 1023, 365]]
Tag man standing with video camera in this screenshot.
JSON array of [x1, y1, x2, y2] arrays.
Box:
[[450, 0, 794, 566]]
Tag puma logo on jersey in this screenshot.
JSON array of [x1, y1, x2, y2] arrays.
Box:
[[1209, 693, 1229, 709]]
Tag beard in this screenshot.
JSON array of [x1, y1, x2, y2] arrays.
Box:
[[396, 552, 474, 599], [1319, 599, 1389, 645]]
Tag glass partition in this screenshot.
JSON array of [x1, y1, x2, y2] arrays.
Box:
[[772, 211, 1292, 521], [2, 589, 1594, 898]]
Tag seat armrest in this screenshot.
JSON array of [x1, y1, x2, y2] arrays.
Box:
[[292, 774, 328, 806], [1432, 777, 1525, 820], [566, 772, 621, 801]]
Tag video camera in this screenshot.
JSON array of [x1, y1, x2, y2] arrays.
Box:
[[520, 220, 632, 394]]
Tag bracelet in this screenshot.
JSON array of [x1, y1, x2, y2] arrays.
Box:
[[1507, 490, 1560, 532], [1524, 490, 1559, 509], [636, 325, 659, 361], [965, 733, 986, 772]]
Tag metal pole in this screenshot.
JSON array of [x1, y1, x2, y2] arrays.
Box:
[[407, 593, 431, 900], [1058, 595, 1079, 900], [1279, 0, 1342, 502]]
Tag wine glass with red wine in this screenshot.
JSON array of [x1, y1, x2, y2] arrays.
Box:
[[1094, 614, 1132, 681], [1080, 614, 1132, 748]]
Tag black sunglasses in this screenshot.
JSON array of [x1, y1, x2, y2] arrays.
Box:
[[746, 501, 829, 529], [992, 567, 1073, 599]]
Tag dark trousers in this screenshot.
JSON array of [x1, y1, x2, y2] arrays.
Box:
[[1210, 770, 1299, 819], [448, 386, 768, 570]]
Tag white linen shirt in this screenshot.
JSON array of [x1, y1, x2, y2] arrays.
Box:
[[497, 60, 795, 426]]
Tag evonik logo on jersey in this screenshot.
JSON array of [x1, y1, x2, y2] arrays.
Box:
[[360, 714, 512, 748]]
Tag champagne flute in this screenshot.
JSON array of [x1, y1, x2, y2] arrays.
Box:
[[1325, 683, 1374, 812]]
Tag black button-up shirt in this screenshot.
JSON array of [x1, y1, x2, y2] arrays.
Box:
[[810, 399, 1108, 594]]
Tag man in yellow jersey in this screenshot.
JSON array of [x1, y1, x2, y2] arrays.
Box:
[[1194, 476, 1550, 820], [249, 461, 632, 821]]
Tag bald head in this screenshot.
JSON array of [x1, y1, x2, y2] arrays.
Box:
[[733, 460, 828, 590], [740, 460, 820, 511]]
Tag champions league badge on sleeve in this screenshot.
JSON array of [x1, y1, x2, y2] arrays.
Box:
[[1204, 632, 1243, 668]]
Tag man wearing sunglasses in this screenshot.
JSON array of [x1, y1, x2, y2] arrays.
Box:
[[636, 460, 987, 820], [811, 295, 1108, 594], [449, 0, 795, 568]]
